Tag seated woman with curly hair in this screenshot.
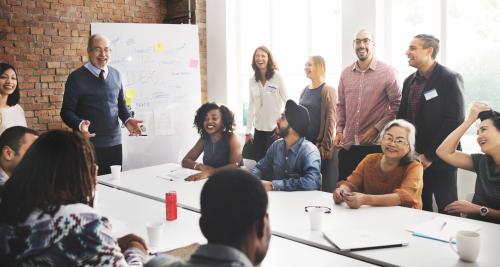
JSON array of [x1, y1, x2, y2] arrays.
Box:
[[182, 102, 242, 181]]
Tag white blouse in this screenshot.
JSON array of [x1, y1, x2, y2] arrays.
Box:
[[247, 72, 288, 133], [0, 104, 27, 134]]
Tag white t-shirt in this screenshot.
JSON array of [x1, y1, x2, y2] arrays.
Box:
[[0, 167, 8, 186], [247, 72, 288, 133], [0, 104, 27, 134]]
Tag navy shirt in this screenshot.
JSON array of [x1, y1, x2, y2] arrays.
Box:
[[469, 154, 500, 223], [300, 84, 324, 143], [202, 132, 231, 168]]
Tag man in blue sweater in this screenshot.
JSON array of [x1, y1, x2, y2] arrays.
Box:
[[61, 34, 142, 175]]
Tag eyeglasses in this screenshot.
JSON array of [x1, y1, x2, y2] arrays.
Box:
[[353, 38, 371, 45], [382, 135, 408, 146], [92, 47, 112, 54]]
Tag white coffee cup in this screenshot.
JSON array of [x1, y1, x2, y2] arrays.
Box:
[[146, 221, 165, 247], [305, 206, 331, 231], [110, 165, 121, 180], [449, 230, 480, 262]]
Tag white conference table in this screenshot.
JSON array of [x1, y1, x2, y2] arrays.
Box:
[[99, 164, 500, 266], [96, 184, 373, 267], [268, 191, 500, 267], [99, 164, 203, 211]]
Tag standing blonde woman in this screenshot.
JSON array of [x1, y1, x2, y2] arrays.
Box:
[[246, 46, 288, 161], [299, 56, 336, 176]]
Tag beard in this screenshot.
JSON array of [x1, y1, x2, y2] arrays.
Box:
[[356, 48, 370, 61], [278, 125, 290, 138], [254, 226, 271, 265]]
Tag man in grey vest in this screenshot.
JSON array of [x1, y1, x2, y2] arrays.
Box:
[[61, 34, 142, 175]]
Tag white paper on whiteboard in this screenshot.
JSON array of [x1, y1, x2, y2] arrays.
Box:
[[154, 107, 173, 135]]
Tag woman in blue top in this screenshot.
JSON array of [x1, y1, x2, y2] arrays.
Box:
[[182, 102, 241, 181], [437, 102, 500, 223]]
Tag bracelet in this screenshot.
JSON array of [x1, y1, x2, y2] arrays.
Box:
[[193, 163, 198, 170]]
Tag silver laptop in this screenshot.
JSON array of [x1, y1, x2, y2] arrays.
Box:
[[323, 227, 409, 251]]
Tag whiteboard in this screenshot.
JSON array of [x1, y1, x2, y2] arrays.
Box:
[[91, 23, 201, 170]]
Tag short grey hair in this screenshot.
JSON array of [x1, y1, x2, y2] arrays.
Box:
[[379, 119, 417, 165], [87, 34, 108, 52], [414, 34, 440, 59]]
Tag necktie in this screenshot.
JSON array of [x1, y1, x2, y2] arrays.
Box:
[[99, 69, 105, 80]]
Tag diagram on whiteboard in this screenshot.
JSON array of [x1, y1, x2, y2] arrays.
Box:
[[91, 23, 201, 170]]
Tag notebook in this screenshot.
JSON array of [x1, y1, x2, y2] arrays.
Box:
[[323, 227, 409, 251]]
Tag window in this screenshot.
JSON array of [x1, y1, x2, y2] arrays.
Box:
[[220, 0, 497, 152], [227, 0, 341, 129], [447, 0, 500, 150], [387, 0, 441, 82]]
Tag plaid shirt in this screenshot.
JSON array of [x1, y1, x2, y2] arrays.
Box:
[[336, 59, 401, 149]]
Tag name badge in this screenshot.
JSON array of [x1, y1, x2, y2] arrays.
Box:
[[265, 85, 277, 93], [424, 89, 438, 101]]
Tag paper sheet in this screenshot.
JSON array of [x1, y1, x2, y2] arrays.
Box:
[[407, 217, 481, 242], [157, 168, 200, 181]]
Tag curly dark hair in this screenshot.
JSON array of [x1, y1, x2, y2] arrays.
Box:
[[194, 102, 235, 138], [0, 130, 97, 224], [0, 63, 21, 106]]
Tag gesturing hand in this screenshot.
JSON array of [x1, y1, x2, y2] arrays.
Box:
[[80, 120, 96, 139], [126, 118, 144, 136]]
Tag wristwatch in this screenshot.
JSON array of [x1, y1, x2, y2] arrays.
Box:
[[480, 206, 489, 217]]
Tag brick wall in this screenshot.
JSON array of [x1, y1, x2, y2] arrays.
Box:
[[0, 0, 208, 132], [196, 0, 207, 103]]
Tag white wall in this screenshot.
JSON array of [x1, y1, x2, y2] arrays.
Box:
[[206, 0, 228, 104]]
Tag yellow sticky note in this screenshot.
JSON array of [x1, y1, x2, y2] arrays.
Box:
[[125, 88, 137, 106], [154, 42, 165, 52], [126, 88, 137, 98]]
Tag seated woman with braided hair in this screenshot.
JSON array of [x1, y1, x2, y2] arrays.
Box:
[[0, 130, 148, 266]]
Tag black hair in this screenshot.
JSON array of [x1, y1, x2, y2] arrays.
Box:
[[199, 169, 268, 248], [414, 34, 440, 59], [193, 102, 235, 138], [479, 110, 500, 131], [0, 130, 97, 224], [0, 63, 21, 106], [0, 126, 38, 155]]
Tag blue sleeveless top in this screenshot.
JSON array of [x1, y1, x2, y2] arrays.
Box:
[[203, 132, 231, 168]]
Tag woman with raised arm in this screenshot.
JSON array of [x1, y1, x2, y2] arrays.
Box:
[[436, 102, 500, 223]]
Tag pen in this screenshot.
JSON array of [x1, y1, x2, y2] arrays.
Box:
[[440, 221, 447, 230]]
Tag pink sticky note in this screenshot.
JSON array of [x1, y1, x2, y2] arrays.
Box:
[[189, 59, 198, 68]]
